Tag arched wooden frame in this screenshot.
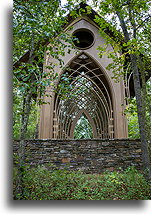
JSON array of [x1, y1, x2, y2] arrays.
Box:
[[56, 75, 109, 134], [53, 52, 114, 139], [70, 109, 97, 138]]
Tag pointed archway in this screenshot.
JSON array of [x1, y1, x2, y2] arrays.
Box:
[[73, 113, 93, 139], [70, 109, 97, 139], [53, 52, 114, 139]]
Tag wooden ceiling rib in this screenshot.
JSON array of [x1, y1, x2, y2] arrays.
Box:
[[53, 53, 114, 139]]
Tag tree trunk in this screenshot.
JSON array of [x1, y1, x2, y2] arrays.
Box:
[[15, 90, 32, 199], [19, 90, 32, 169], [116, 11, 151, 179], [130, 54, 151, 179], [16, 30, 35, 198]]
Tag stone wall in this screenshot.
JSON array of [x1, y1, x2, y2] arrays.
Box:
[[13, 139, 142, 173]]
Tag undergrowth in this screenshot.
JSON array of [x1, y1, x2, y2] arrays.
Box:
[[13, 165, 151, 200]]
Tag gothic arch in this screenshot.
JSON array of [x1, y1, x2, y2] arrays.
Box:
[[53, 52, 114, 139], [70, 109, 97, 138]]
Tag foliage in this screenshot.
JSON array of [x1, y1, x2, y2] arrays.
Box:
[[13, 96, 39, 139], [13, 165, 151, 200], [91, 0, 151, 177], [74, 114, 93, 139], [125, 88, 151, 139], [13, 0, 151, 140], [13, 0, 76, 140], [13, 0, 72, 62], [124, 98, 139, 139], [127, 113, 140, 139], [55, 72, 74, 100], [13, 0, 151, 198]]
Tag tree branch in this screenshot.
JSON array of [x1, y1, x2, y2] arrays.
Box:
[[136, 14, 151, 31]]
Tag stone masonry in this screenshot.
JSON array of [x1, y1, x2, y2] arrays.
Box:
[[13, 139, 142, 173]]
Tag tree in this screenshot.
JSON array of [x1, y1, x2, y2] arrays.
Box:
[[13, 0, 151, 192], [13, 0, 74, 139], [92, 0, 151, 179], [13, 0, 74, 197], [74, 114, 93, 139]]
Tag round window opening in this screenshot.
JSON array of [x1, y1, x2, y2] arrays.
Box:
[[73, 29, 94, 49]]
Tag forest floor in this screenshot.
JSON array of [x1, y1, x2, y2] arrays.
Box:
[[13, 165, 151, 200]]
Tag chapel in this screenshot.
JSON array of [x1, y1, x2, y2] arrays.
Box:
[[39, 3, 129, 139]]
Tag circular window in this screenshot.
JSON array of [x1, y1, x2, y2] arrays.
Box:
[[73, 29, 94, 49]]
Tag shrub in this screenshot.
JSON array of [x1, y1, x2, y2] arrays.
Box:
[[13, 165, 151, 200]]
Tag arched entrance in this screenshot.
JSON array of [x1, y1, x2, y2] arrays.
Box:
[[71, 109, 97, 139], [73, 113, 94, 139], [53, 52, 114, 139]]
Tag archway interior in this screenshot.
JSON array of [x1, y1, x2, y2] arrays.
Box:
[[74, 113, 93, 139], [53, 53, 114, 139]]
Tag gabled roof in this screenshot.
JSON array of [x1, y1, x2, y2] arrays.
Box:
[[65, 3, 123, 41], [13, 3, 123, 68], [13, 2, 151, 98]]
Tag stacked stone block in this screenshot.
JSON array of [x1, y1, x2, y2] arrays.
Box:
[[13, 139, 142, 173]]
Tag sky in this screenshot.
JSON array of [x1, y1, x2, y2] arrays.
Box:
[[61, 0, 67, 5], [61, 0, 94, 6]]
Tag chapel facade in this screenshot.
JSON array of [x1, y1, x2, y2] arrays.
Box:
[[39, 4, 128, 139]]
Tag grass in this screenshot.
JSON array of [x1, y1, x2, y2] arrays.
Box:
[[13, 165, 151, 200]]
